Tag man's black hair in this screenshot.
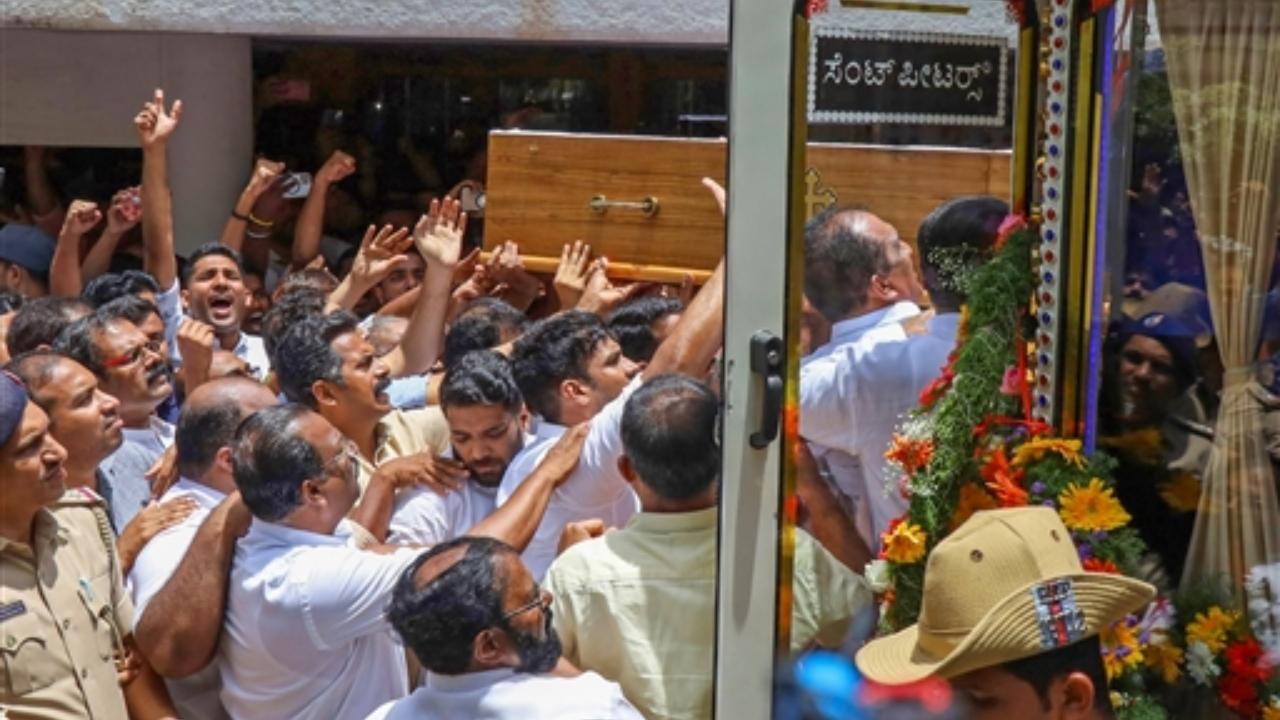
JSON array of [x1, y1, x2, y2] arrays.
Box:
[[53, 311, 122, 376], [606, 296, 683, 363], [274, 268, 339, 299], [260, 290, 325, 366], [387, 536, 514, 675], [182, 242, 245, 285], [177, 394, 254, 480], [1000, 635, 1113, 714], [443, 298, 528, 369], [7, 297, 93, 358], [5, 350, 70, 397], [82, 270, 161, 307], [916, 196, 1009, 313], [440, 350, 523, 414], [804, 205, 895, 323], [621, 374, 721, 501], [510, 311, 610, 424], [231, 403, 324, 522], [274, 310, 359, 408], [0, 292, 25, 314], [97, 294, 161, 329]]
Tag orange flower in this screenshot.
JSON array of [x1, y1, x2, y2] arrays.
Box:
[[886, 435, 935, 475], [951, 483, 998, 530], [880, 518, 928, 564], [981, 447, 1029, 506]]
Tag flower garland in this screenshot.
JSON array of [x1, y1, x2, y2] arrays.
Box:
[[871, 216, 1279, 718]]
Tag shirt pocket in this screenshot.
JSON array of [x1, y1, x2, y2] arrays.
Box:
[[78, 567, 125, 666], [1, 608, 61, 696]]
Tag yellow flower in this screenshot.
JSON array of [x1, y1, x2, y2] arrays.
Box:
[[1057, 478, 1132, 532], [950, 483, 997, 531], [1098, 428, 1163, 466], [881, 520, 928, 564], [1012, 437, 1086, 469], [1185, 607, 1241, 654], [1159, 471, 1201, 513], [1100, 619, 1144, 681], [1144, 639, 1184, 684]]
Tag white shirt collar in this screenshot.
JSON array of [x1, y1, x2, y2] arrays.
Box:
[[168, 477, 228, 507], [426, 668, 518, 692], [245, 517, 354, 548], [826, 301, 920, 346]]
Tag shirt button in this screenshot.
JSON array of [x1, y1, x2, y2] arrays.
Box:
[[81, 668, 89, 679], [62, 618, 70, 630]]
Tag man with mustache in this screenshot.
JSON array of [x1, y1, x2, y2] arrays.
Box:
[[0, 371, 178, 719], [217, 403, 590, 719], [55, 310, 179, 530], [274, 198, 470, 493], [5, 350, 193, 576], [371, 536, 643, 720], [389, 350, 532, 545], [133, 89, 271, 381]]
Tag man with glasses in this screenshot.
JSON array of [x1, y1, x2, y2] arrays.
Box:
[[54, 310, 177, 528], [217, 403, 591, 719], [371, 536, 642, 720]]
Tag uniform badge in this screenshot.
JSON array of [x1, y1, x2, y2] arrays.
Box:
[[0, 600, 26, 623], [1030, 579, 1086, 649]]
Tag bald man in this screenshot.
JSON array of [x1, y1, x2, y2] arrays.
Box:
[[798, 206, 924, 547], [127, 376, 278, 720]]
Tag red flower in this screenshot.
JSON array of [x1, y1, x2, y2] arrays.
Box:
[[1225, 639, 1272, 683], [804, 0, 829, 17], [980, 447, 1028, 506], [918, 369, 955, 409], [1217, 672, 1259, 717], [886, 435, 935, 475], [1082, 557, 1120, 574]]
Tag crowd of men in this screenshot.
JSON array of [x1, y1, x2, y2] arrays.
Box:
[[1, 88, 1155, 720]]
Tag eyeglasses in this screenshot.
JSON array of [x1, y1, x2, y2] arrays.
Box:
[[501, 586, 551, 622], [102, 339, 164, 369], [322, 442, 361, 487]]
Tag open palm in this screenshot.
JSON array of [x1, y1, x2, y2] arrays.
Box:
[[352, 224, 414, 285], [413, 197, 466, 269]]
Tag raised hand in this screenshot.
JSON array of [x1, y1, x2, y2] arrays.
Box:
[[62, 200, 103, 237], [106, 187, 143, 233], [176, 317, 216, 386], [557, 518, 607, 555], [488, 240, 544, 310], [244, 158, 285, 201], [316, 150, 357, 186], [134, 88, 183, 149], [412, 197, 466, 270], [351, 224, 415, 286], [553, 240, 593, 309], [577, 258, 645, 316]]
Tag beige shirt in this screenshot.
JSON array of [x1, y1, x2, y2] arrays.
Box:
[[545, 507, 870, 720], [354, 407, 451, 491], [0, 489, 134, 720]]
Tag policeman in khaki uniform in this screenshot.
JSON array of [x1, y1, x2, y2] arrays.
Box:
[[0, 371, 162, 719]]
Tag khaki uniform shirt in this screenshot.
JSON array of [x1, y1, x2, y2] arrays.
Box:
[[545, 507, 870, 720], [1, 488, 133, 720], [354, 407, 450, 491]]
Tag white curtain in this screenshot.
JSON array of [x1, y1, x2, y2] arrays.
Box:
[[1152, 0, 1280, 598]]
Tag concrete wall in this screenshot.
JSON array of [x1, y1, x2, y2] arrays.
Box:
[[0, 0, 730, 46], [0, 30, 254, 253]]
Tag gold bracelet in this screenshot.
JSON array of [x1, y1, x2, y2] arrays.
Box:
[[247, 212, 274, 228]]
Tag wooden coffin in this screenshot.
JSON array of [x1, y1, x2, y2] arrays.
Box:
[[484, 130, 1010, 282]]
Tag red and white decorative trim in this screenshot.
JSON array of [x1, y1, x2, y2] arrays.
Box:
[[1034, 0, 1073, 424]]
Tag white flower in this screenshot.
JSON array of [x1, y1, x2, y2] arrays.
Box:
[[1245, 563, 1280, 665], [864, 559, 892, 593], [1185, 641, 1221, 686], [1138, 596, 1177, 636]]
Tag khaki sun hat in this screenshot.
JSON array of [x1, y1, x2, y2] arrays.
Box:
[[856, 507, 1155, 685]]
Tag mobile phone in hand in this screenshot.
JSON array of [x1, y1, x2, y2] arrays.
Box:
[[282, 172, 313, 199]]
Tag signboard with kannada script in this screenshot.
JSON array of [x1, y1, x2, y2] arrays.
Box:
[[808, 28, 1008, 127]]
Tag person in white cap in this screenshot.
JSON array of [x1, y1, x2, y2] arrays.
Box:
[[856, 506, 1155, 719]]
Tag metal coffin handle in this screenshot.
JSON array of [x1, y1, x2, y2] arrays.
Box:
[[588, 194, 660, 218]]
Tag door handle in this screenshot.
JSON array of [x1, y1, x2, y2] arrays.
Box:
[[749, 330, 784, 449]]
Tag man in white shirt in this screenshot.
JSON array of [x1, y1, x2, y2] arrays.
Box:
[[55, 311, 177, 528], [127, 376, 278, 720], [390, 350, 532, 546], [369, 535, 643, 720], [219, 403, 593, 719], [498, 254, 725, 580], [800, 197, 1009, 547]]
